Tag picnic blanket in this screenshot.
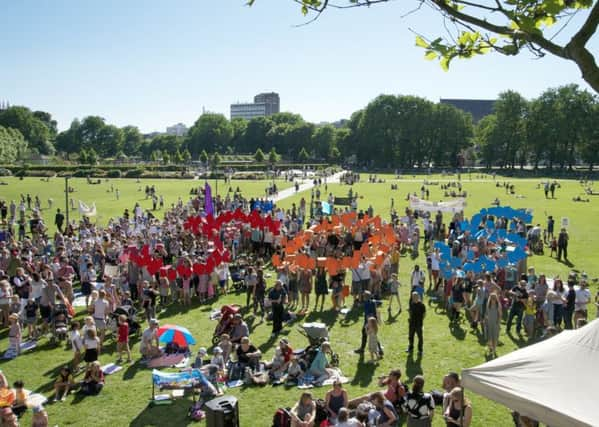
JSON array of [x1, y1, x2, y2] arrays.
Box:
[[147, 354, 187, 369], [101, 363, 123, 375], [2, 340, 37, 359]]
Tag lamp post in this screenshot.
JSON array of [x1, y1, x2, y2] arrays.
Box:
[[64, 175, 71, 228]]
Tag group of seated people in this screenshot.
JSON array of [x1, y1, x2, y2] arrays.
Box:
[[0, 363, 106, 427], [195, 332, 338, 388], [286, 370, 472, 427]]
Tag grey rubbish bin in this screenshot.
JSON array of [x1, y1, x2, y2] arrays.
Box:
[[205, 395, 239, 427]]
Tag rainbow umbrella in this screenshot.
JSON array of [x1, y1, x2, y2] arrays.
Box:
[[156, 324, 196, 346]]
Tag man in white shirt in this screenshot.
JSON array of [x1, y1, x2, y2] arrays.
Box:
[[140, 318, 161, 359], [93, 290, 110, 344], [574, 280, 592, 327]]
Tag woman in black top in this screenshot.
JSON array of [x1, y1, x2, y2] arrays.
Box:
[[314, 267, 328, 311], [444, 387, 472, 427], [253, 269, 266, 320], [235, 336, 261, 370]]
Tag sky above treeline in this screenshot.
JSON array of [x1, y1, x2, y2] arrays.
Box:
[[1, 0, 596, 133]]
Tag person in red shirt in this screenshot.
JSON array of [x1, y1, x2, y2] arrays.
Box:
[[116, 314, 131, 364]]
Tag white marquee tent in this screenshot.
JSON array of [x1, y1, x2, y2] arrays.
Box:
[[462, 319, 599, 427]]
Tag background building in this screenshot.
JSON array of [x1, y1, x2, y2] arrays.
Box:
[[166, 122, 188, 136], [440, 98, 495, 123], [231, 92, 279, 120]]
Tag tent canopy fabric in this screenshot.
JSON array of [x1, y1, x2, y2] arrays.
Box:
[[462, 319, 599, 427]]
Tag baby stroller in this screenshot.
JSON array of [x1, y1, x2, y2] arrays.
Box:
[[108, 305, 141, 337], [297, 322, 339, 368], [527, 226, 543, 255], [229, 262, 246, 292], [50, 303, 71, 345], [212, 304, 241, 344]]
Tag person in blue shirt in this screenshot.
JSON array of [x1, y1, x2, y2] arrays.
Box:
[[354, 291, 383, 356]]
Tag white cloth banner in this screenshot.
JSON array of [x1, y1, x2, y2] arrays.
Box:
[[78, 200, 97, 216], [409, 196, 465, 213]]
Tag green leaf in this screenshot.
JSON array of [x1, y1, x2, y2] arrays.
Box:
[[301, 5, 308, 15], [440, 56, 451, 71], [424, 51, 437, 60], [415, 35, 429, 48]]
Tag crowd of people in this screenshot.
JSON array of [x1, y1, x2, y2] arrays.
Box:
[[0, 174, 597, 426]]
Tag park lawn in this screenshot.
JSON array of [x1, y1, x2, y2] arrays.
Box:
[[0, 177, 292, 236], [0, 175, 597, 426]]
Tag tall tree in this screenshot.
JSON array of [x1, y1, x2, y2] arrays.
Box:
[[268, 147, 280, 164], [121, 126, 143, 156], [254, 0, 599, 93], [55, 119, 81, 155], [186, 113, 233, 158], [475, 114, 502, 168], [254, 148, 266, 162], [493, 91, 528, 168], [311, 125, 337, 160], [0, 126, 28, 163], [243, 116, 274, 153], [0, 106, 54, 155]]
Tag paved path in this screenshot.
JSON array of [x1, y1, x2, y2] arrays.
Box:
[[272, 171, 345, 203]]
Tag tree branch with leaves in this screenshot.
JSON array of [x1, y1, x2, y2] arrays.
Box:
[[249, 0, 599, 93]]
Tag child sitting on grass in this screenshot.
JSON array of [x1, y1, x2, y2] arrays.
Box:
[[31, 405, 49, 427], [11, 380, 27, 417], [80, 362, 104, 396], [53, 366, 74, 402], [218, 334, 232, 365]]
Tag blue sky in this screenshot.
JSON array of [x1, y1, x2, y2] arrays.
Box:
[[1, 0, 596, 132]]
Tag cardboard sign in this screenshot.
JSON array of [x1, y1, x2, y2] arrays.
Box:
[[104, 265, 119, 278]]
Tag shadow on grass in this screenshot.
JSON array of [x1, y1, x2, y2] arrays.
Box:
[[505, 330, 527, 348], [339, 307, 360, 327], [556, 258, 575, 268], [129, 398, 194, 426], [123, 359, 144, 381], [405, 352, 423, 380], [449, 320, 466, 341], [350, 359, 376, 387]]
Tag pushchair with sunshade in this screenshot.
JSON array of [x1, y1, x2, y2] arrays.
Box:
[[50, 303, 71, 345], [108, 305, 141, 337], [228, 261, 247, 292], [212, 304, 241, 344], [297, 322, 339, 368]]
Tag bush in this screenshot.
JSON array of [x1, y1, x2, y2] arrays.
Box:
[[124, 168, 144, 178], [73, 169, 97, 178], [0, 168, 12, 176], [106, 170, 122, 178], [24, 170, 56, 177]]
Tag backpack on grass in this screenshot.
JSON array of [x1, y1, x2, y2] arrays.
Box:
[[272, 407, 291, 427]]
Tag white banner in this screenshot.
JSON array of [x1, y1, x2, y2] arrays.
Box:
[[409, 196, 466, 213], [78, 200, 97, 217]]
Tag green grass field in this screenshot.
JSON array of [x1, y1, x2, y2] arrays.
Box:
[[0, 174, 597, 426]]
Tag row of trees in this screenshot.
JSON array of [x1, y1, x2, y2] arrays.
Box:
[[477, 84, 599, 170], [1, 84, 597, 169]]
